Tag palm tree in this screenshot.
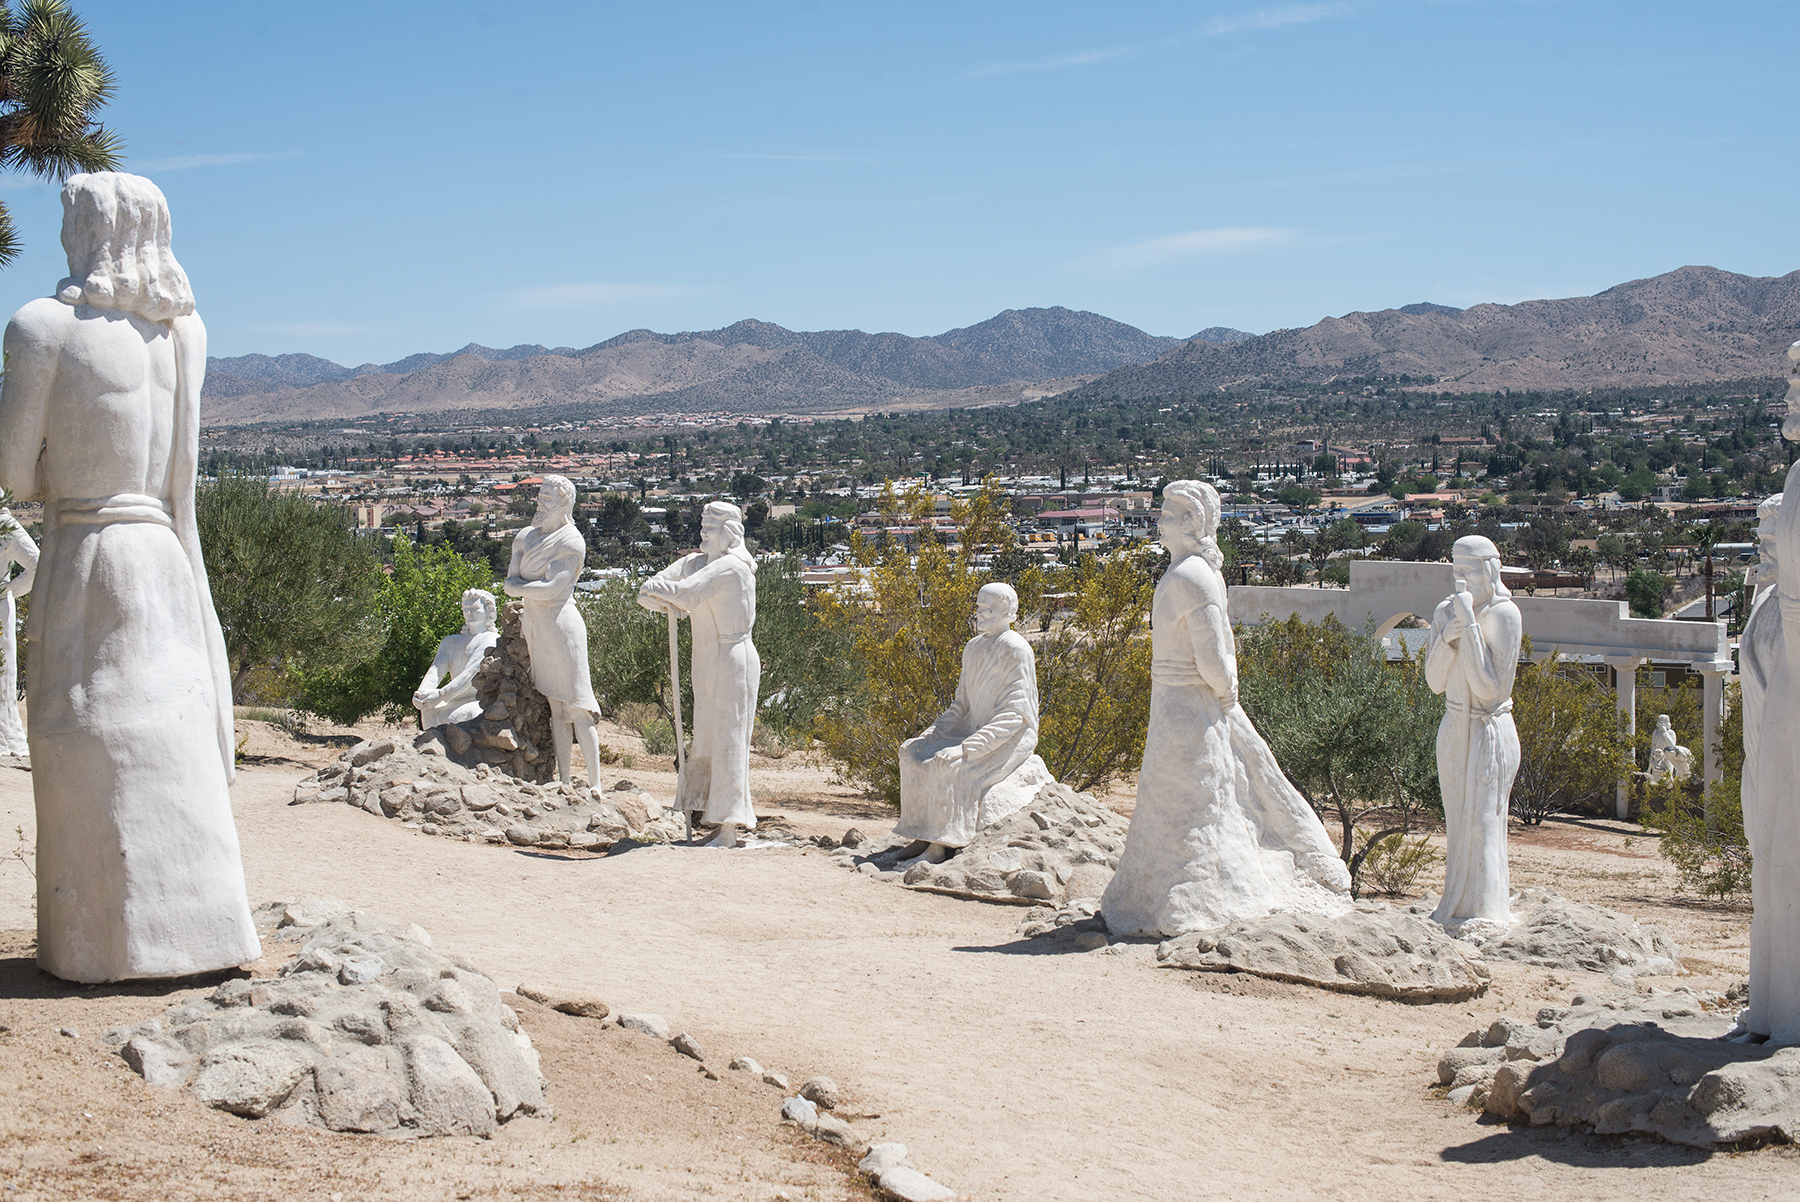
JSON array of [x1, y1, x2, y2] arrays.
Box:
[[0, 0, 121, 265]]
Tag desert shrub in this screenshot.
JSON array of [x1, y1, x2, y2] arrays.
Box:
[[618, 700, 676, 757], [1509, 654, 1633, 824], [1643, 681, 1748, 899], [1238, 613, 1443, 896], [1357, 830, 1441, 898]]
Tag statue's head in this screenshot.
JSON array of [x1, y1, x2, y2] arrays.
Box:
[[533, 475, 577, 528], [1158, 480, 1223, 569], [1657, 713, 1672, 731], [461, 588, 497, 632], [974, 581, 1018, 635], [701, 500, 751, 563], [57, 172, 193, 323], [1452, 535, 1508, 605]]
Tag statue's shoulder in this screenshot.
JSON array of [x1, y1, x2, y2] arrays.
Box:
[[1158, 556, 1216, 610], [995, 628, 1034, 662], [6, 296, 75, 340]]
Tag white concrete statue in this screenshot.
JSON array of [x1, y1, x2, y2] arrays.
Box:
[[637, 501, 760, 848], [1424, 534, 1523, 933], [504, 475, 603, 786], [1645, 714, 1694, 783], [1739, 339, 1800, 1043], [413, 588, 500, 729], [896, 582, 1054, 863], [0, 172, 258, 982], [0, 511, 39, 757], [1101, 480, 1350, 938]]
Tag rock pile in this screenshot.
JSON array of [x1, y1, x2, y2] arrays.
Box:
[[428, 600, 556, 783], [1439, 988, 1800, 1147], [1155, 902, 1491, 1001], [1457, 888, 1684, 980], [292, 733, 686, 849], [837, 781, 1128, 906], [105, 900, 546, 1137]]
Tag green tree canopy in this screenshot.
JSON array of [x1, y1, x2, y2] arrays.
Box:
[[0, 0, 122, 264]]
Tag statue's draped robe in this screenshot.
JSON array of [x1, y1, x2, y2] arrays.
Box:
[[896, 629, 1039, 848], [644, 551, 759, 829], [1747, 458, 1800, 1040], [1101, 558, 1349, 938], [1424, 591, 1521, 926], [3, 304, 258, 982], [0, 526, 38, 756], [509, 523, 599, 713]]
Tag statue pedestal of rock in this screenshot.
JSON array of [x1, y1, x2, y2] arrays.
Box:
[[896, 582, 1052, 862], [1423, 535, 1523, 941], [0, 172, 258, 982], [428, 599, 556, 783], [637, 501, 760, 848], [1101, 480, 1351, 938], [0, 510, 38, 759]]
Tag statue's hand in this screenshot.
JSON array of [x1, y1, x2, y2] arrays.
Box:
[[934, 745, 965, 765], [1451, 589, 1476, 628]]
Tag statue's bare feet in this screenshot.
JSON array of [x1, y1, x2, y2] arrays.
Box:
[[705, 823, 739, 849], [919, 842, 950, 863], [897, 841, 953, 867]]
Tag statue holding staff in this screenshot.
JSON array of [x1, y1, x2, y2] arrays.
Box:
[[638, 501, 759, 848]]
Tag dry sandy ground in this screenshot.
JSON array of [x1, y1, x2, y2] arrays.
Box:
[[0, 717, 1795, 1201]]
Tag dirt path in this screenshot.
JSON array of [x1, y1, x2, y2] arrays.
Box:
[[0, 727, 1793, 1200]]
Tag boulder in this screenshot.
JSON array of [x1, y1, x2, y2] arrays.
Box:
[[515, 984, 609, 1020], [118, 903, 545, 1138], [799, 1075, 840, 1109], [1156, 904, 1490, 1001], [617, 1012, 673, 1041]]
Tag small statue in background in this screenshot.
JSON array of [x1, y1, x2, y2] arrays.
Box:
[[1645, 714, 1694, 783], [413, 588, 499, 729], [504, 475, 602, 786]]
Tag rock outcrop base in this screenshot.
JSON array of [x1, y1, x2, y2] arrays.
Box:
[[1440, 989, 1800, 1147], [840, 781, 1127, 907], [105, 900, 546, 1137], [1156, 902, 1491, 1001], [293, 732, 686, 849], [1458, 887, 1684, 979]]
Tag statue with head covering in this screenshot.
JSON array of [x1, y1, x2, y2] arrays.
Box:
[[638, 500, 760, 847], [1101, 480, 1350, 938], [504, 474, 603, 785], [1423, 534, 1523, 934], [0, 172, 258, 982], [895, 581, 1054, 863]]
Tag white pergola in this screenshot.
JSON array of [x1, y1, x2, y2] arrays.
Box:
[[1230, 560, 1734, 818]]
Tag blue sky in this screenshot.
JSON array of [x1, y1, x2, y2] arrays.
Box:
[[0, 1, 1793, 365]]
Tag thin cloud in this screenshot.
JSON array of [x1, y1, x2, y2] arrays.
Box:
[[245, 321, 375, 338], [969, 4, 1346, 77], [1074, 226, 1295, 274], [700, 152, 886, 164], [133, 150, 302, 172], [502, 282, 702, 310]]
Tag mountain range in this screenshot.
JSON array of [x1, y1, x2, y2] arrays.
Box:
[[202, 308, 1232, 425], [1065, 266, 1800, 402]]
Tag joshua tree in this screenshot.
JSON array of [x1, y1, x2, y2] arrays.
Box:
[[0, 0, 120, 264]]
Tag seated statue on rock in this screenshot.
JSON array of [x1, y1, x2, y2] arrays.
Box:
[[1646, 714, 1693, 783], [897, 582, 1056, 864], [412, 588, 500, 729]]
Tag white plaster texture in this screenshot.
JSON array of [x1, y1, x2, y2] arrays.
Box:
[[0, 512, 38, 757], [897, 582, 1048, 847], [1742, 340, 1800, 1042], [1101, 481, 1350, 938], [504, 475, 602, 786], [0, 172, 257, 982], [638, 501, 759, 830], [1424, 536, 1522, 929], [413, 588, 499, 729]]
